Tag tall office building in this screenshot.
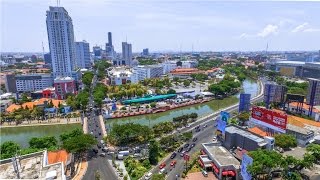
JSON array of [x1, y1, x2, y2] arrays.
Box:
[[75, 40, 91, 69], [105, 32, 114, 59], [46, 6, 76, 78], [306, 78, 320, 108], [142, 48, 149, 56], [122, 42, 132, 66]]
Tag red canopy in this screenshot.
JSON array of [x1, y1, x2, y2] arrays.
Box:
[[222, 171, 228, 176], [228, 171, 236, 176], [198, 159, 204, 168]]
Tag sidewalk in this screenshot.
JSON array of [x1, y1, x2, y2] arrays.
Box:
[[72, 159, 88, 180], [99, 115, 107, 137], [0, 117, 81, 128]]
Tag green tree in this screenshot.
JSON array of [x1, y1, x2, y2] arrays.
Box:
[[149, 139, 160, 165], [62, 134, 97, 156], [167, 89, 176, 94], [0, 141, 21, 159], [274, 134, 297, 149], [82, 71, 94, 88], [21, 93, 31, 103], [181, 132, 193, 141], [66, 95, 77, 110], [183, 80, 190, 87], [76, 91, 90, 109], [238, 112, 250, 125], [60, 128, 83, 142], [248, 149, 283, 179], [150, 102, 156, 108], [151, 174, 165, 180], [29, 136, 58, 150], [306, 143, 320, 163]]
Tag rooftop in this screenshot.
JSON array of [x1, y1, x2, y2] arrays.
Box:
[[287, 124, 314, 135], [225, 125, 266, 144], [202, 143, 240, 167], [0, 150, 64, 180]]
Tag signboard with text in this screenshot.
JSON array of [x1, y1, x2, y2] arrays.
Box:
[[251, 106, 287, 133], [241, 153, 253, 180]]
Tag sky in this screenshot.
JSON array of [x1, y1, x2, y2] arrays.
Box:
[[1, 0, 320, 53]]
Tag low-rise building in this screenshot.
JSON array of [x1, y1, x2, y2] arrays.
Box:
[[199, 142, 240, 180], [223, 125, 274, 151], [133, 65, 164, 81], [15, 74, 53, 93], [169, 68, 205, 79], [285, 102, 320, 121], [108, 67, 138, 85], [54, 77, 76, 100]]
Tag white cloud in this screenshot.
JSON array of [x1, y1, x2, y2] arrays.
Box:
[[291, 22, 309, 33], [303, 28, 320, 32], [257, 24, 279, 37]]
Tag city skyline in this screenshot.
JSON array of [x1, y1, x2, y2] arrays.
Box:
[[1, 0, 320, 52]]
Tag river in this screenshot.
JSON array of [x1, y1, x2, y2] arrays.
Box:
[[0, 79, 258, 148]]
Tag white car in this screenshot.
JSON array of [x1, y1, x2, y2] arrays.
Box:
[[186, 124, 191, 128], [212, 137, 217, 141], [145, 172, 152, 180]]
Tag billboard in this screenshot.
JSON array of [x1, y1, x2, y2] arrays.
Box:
[[239, 93, 251, 113], [241, 153, 253, 180], [217, 119, 227, 134], [220, 111, 230, 122], [250, 106, 287, 133], [286, 94, 304, 103]]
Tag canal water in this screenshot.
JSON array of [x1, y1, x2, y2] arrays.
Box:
[[105, 79, 259, 128], [0, 79, 258, 148]]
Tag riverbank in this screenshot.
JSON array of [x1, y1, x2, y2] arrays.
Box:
[[0, 117, 81, 128]]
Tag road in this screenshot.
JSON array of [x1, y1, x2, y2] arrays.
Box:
[[83, 73, 118, 180], [147, 80, 265, 180]]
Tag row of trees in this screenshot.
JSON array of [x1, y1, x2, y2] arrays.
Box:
[[197, 59, 223, 70], [124, 156, 151, 179], [248, 144, 320, 179], [0, 128, 97, 162], [140, 78, 172, 89]]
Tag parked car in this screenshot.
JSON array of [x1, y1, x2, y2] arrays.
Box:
[[191, 143, 196, 148], [180, 151, 186, 157], [184, 143, 190, 148], [170, 160, 177, 166], [99, 153, 106, 157], [170, 152, 177, 159], [192, 138, 198, 142], [186, 147, 191, 152], [213, 137, 217, 142], [159, 168, 166, 174], [178, 147, 183, 153], [159, 163, 166, 169], [145, 172, 152, 180], [202, 170, 208, 177]]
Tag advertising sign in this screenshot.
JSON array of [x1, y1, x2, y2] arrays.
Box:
[[286, 94, 305, 103], [241, 153, 253, 180], [239, 93, 251, 112], [220, 111, 230, 122], [251, 106, 287, 133], [217, 119, 227, 134], [264, 84, 287, 107]]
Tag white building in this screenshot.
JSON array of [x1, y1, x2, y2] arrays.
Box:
[[108, 67, 138, 85], [181, 60, 198, 68], [75, 41, 91, 69], [133, 65, 164, 81], [162, 61, 177, 74], [16, 74, 53, 92], [122, 42, 132, 66], [46, 6, 76, 78]]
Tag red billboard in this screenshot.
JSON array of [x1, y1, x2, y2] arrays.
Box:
[[251, 107, 287, 133]]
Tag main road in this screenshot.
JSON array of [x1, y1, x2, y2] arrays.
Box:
[[147, 80, 265, 180], [83, 73, 117, 180]]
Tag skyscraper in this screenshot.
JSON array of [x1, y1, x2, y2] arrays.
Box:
[[122, 42, 132, 66], [46, 6, 76, 78], [75, 40, 91, 69], [105, 32, 114, 59]]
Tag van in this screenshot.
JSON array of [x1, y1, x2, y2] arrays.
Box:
[[202, 170, 208, 177], [145, 172, 152, 180], [118, 150, 130, 156]]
